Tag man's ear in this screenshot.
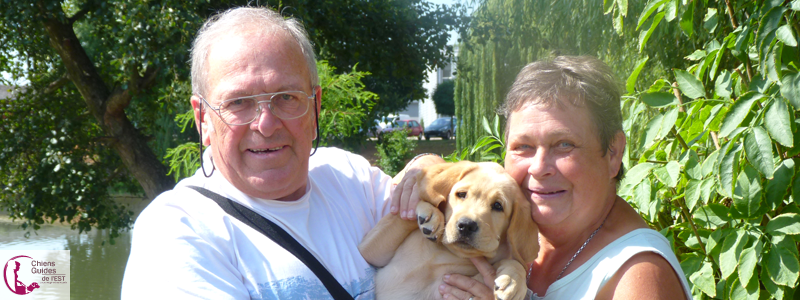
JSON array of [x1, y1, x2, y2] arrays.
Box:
[[190, 95, 212, 146], [608, 131, 626, 178]]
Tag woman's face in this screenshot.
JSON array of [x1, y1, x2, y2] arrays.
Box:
[[504, 102, 624, 227]]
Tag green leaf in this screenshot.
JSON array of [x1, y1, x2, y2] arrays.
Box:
[[719, 92, 764, 137], [685, 49, 706, 61], [720, 229, 749, 279], [685, 179, 702, 212], [701, 177, 716, 204], [654, 161, 681, 188], [603, 0, 615, 14], [729, 276, 759, 300], [767, 214, 800, 236], [481, 116, 492, 135], [674, 69, 705, 99], [624, 162, 657, 185], [634, 178, 653, 211], [637, 0, 670, 30], [762, 266, 786, 300], [694, 203, 731, 229], [690, 262, 717, 298], [684, 150, 702, 179], [781, 72, 800, 109], [679, 0, 694, 37], [766, 244, 800, 287], [719, 143, 742, 198], [639, 12, 665, 52], [640, 113, 664, 152], [794, 169, 800, 206], [664, 0, 677, 22], [733, 165, 762, 218], [766, 159, 795, 210], [715, 70, 733, 98], [777, 24, 797, 47], [738, 245, 758, 288], [626, 57, 649, 94], [656, 107, 679, 140], [701, 149, 720, 177], [765, 99, 794, 147], [640, 92, 678, 107], [744, 126, 775, 179], [616, 0, 628, 16]]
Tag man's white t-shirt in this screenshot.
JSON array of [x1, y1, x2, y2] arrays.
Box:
[[121, 147, 393, 299]]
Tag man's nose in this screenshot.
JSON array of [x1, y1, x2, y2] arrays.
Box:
[[250, 101, 282, 134]]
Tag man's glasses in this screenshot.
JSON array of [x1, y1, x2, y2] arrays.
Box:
[[199, 91, 315, 125]]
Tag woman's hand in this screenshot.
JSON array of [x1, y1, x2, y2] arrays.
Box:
[[390, 154, 444, 220], [439, 257, 496, 300]]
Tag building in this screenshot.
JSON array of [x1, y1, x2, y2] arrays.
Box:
[[399, 46, 457, 128]]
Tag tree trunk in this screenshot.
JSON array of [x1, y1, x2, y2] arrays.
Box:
[[40, 11, 174, 200]]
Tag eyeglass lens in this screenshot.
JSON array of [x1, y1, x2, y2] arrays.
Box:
[[217, 92, 309, 125]]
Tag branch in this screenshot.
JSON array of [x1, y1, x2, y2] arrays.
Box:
[[68, 8, 90, 25], [671, 127, 690, 151], [671, 82, 685, 113], [44, 73, 69, 94], [106, 65, 160, 117], [710, 131, 721, 150], [724, 0, 739, 29]]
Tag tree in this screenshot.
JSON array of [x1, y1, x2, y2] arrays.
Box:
[[0, 0, 463, 236], [456, 0, 800, 298], [432, 79, 455, 116]]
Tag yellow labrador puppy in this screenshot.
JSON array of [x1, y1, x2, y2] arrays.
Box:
[[359, 161, 539, 300]]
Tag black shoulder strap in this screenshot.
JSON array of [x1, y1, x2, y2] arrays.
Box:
[[187, 186, 355, 300]]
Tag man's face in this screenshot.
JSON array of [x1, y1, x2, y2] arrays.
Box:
[[192, 29, 320, 201]]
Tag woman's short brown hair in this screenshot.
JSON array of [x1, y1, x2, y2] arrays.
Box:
[[499, 56, 624, 180]]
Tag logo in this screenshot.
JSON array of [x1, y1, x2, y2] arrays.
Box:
[[1, 250, 69, 298], [4, 255, 41, 295]]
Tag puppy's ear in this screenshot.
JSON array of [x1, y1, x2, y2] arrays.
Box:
[[417, 161, 479, 208], [507, 189, 539, 264]]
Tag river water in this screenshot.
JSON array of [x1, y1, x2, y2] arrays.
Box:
[[0, 219, 132, 299]]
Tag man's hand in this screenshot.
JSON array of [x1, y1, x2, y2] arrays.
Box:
[[390, 154, 445, 220]]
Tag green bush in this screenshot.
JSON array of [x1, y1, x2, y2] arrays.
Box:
[[376, 130, 417, 177]]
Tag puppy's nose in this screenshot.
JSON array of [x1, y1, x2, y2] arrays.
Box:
[[456, 218, 479, 235]]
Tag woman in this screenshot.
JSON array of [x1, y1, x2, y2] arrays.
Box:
[[437, 56, 692, 299]]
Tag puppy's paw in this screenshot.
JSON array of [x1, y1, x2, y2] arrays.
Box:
[[416, 202, 445, 242], [493, 260, 527, 300]]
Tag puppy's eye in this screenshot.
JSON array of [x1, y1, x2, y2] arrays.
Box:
[[456, 191, 467, 199], [492, 202, 504, 212]]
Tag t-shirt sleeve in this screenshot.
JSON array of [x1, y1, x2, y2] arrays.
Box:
[[121, 191, 249, 299]]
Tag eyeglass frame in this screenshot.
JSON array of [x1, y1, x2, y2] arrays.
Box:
[[195, 88, 321, 177], [197, 90, 317, 126]]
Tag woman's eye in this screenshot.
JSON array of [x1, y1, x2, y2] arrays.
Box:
[[558, 142, 574, 148]]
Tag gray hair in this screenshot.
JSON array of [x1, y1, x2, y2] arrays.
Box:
[[190, 7, 318, 97], [499, 56, 624, 179]]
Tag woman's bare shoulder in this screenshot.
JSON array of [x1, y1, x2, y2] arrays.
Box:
[[595, 252, 687, 300]]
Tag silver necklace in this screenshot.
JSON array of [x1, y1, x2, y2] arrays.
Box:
[[527, 202, 614, 281]]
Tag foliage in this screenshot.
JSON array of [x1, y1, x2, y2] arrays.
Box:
[[0, 0, 461, 235], [274, 0, 465, 116], [166, 60, 379, 181], [376, 130, 417, 177], [457, 0, 800, 298], [317, 61, 378, 151], [432, 79, 456, 116]]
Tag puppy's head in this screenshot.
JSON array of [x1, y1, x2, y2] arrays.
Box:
[[418, 161, 539, 263]]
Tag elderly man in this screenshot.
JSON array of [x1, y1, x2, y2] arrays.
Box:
[[121, 7, 440, 299]]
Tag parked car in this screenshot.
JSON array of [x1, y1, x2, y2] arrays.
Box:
[[378, 119, 424, 140], [424, 117, 454, 140]]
